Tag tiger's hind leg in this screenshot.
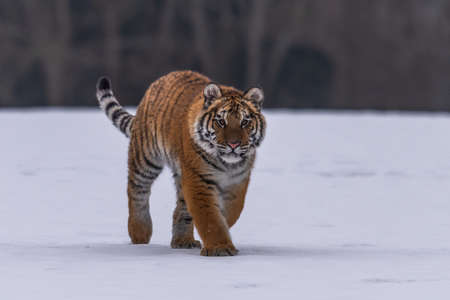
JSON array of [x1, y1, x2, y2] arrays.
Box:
[[170, 173, 201, 249], [127, 139, 163, 244]]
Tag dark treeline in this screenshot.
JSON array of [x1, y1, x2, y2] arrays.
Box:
[[0, 0, 449, 110]]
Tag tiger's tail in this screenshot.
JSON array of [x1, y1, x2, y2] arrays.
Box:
[[96, 76, 134, 138]]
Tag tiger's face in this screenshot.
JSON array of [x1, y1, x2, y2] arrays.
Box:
[[194, 83, 266, 165]]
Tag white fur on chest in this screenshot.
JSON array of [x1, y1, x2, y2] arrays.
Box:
[[216, 168, 249, 189], [216, 168, 247, 211]]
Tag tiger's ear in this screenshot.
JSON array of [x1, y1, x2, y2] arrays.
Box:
[[244, 87, 264, 110], [203, 83, 222, 108]]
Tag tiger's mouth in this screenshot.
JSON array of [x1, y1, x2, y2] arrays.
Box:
[[217, 144, 250, 164], [219, 152, 244, 164]]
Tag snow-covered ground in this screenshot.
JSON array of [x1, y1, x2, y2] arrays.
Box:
[[1, 109, 450, 299]]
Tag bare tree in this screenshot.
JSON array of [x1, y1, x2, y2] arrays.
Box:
[[21, 0, 73, 106], [246, 0, 269, 87]]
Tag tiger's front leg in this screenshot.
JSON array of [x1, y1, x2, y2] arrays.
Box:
[[222, 176, 250, 228], [181, 168, 238, 256]]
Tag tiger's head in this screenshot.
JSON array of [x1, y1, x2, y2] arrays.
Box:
[[194, 83, 266, 165]]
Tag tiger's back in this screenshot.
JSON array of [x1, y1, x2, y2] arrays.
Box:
[[132, 71, 209, 168], [96, 70, 266, 256]]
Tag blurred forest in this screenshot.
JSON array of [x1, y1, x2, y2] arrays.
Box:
[[0, 0, 449, 110]]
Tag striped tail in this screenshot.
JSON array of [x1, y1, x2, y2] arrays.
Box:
[[96, 76, 134, 138]]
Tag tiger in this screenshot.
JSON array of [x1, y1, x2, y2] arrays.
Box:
[[96, 70, 266, 256]]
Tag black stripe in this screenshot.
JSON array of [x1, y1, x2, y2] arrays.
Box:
[[199, 108, 218, 140], [131, 189, 149, 196], [204, 113, 214, 134], [254, 114, 260, 134], [134, 168, 158, 182], [142, 92, 159, 158], [196, 130, 212, 144], [130, 157, 156, 179], [120, 114, 133, 132], [150, 122, 160, 158], [195, 191, 214, 197], [100, 92, 113, 100], [131, 158, 159, 180], [129, 179, 146, 190], [128, 178, 149, 192], [254, 114, 265, 146], [193, 146, 224, 172], [135, 100, 162, 169], [119, 115, 128, 132], [111, 110, 127, 125], [137, 124, 162, 177], [151, 80, 164, 157], [206, 113, 215, 131], [120, 115, 132, 133], [257, 114, 265, 134], [138, 123, 149, 165], [142, 152, 163, 171], [105, 101, 118, 114], [182, 216, 192, 224], [142, 86, 154, 156], [156, 78, 173, 160], [197, 172, 224, 193], [198, 111, 209, 131]]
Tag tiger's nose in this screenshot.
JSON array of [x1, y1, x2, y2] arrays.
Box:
[[228, 141, 241, 149]]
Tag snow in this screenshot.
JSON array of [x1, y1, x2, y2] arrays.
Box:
[[1, 109, 450, 299]]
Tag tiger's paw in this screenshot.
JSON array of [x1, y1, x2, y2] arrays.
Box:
[[128, 218, 152, 244], [171, 238, 202, 249], [200, 245, 239, 256]]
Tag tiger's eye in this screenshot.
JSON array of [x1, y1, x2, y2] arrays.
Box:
[[241, 120, 249, 127]]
